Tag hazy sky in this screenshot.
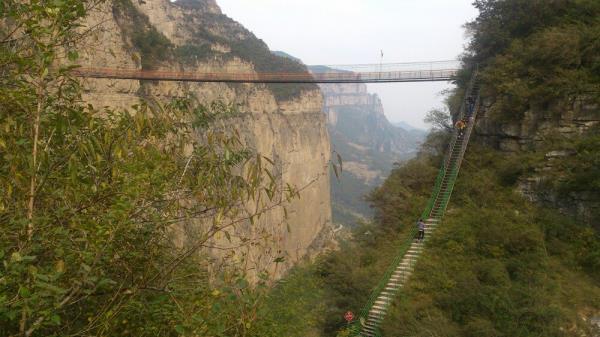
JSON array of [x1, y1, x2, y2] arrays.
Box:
[[216, 0, 478, 129]]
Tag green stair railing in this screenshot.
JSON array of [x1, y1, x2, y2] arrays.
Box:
[[347, 151, 450, 336], [348, 70, 480, 337]]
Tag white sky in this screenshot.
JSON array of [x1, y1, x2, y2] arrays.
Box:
[[216, 0, 478, 129]]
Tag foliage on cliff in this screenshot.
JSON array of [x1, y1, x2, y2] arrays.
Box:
[[0, 1, 298, 335], [369, 2, 600, 334], [378, 143, 600, 337], [459, 0, 600, 228], [552, 127, 600, 197], [178, 21, 318, 101], [465, 0, 600, 121], [291, 137, 599, 337], [113, 0, 317, 101], [113, 0, 173, 70]]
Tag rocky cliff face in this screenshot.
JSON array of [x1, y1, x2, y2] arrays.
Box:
[[476, 97, 600, 227], [321, 83, 423, 157], [476, 97, 598, 152], [317, 80, 425, 225], [76, 0, 333, 279]]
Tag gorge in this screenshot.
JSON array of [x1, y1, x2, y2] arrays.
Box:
[[317, 80, 425, 225], [2, 0, 599, 336]]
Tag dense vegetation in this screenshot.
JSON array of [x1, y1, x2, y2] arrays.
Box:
[[467, 0, 600, 121], [254, 135, 600, 337], [463, 0, 600, 229], [1, 1, 299, 336], [378, 145, 600, 337]]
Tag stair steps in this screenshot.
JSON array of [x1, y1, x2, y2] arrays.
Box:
[[355, 73, 481, 337]]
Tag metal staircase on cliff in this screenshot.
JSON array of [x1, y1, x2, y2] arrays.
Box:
[[350, 72, 481, 337]]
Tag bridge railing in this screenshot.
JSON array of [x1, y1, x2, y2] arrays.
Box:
[[72, 67, 458, 83]]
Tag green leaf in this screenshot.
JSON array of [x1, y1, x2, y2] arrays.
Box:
[[50, 314, 61, 325], [67, 50, 79, 61], [18, 286, 31, 298], [175, 325, 185, 334], [35, 280, 67, 294], [236, 278, 249, 290], [10, 252, 22, 263], [21, 255, 37, 262], [81, 263, 91, 272], [35, 273, 50, 282]]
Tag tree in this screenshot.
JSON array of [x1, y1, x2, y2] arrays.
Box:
[[465, 0, 573, 63], [1, 1, 298, 335], [424, 108, 452, 131]]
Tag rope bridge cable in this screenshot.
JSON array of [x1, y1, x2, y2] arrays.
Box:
[[72, 60, 461, 84]]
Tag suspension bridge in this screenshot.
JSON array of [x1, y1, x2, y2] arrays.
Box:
[[76, 60, 478, 337], [74, 60, 460, 83]]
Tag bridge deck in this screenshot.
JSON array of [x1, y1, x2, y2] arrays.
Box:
[[74, 68, 458, 84]]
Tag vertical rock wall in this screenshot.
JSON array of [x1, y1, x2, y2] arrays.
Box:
[[475, 97, 599, 227], [76, 0, 333, 279]]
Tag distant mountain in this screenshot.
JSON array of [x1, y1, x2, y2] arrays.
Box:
[[271, 51, 303, 63], [316, 80, 425, 226], [392, 121, 425, 132]]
